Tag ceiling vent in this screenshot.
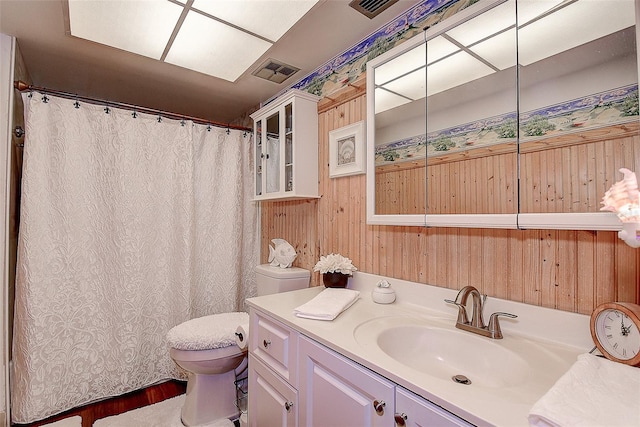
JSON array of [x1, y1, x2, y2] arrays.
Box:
[[349, 0, 399, 19], [252, 59, 300, 84]]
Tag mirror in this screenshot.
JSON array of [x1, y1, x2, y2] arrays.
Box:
[[367, 0, 518, 227], [517, 0, 639, 230], [367, 0, 640, 230], [367, 33, 427, 225]]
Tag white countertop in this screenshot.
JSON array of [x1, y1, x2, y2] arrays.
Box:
[[246, 272, 593, 427]]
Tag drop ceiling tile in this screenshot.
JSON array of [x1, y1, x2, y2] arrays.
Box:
[[165, 10, 272, 81], [68, 0, 182, 60]]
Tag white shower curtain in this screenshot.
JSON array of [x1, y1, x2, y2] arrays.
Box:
[[11, 92, 258, 423]]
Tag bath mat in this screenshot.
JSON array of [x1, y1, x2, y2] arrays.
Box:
[[92, 395, 235, 427], [43, 416, 82, 427]]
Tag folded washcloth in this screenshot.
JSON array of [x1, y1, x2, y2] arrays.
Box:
[[528, 353, 640, 427], [294, 288, 360, 321]]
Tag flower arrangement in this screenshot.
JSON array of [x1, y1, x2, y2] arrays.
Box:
[[313, 253, 357, 275]]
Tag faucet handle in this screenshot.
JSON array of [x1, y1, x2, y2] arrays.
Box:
[[487, 312, 517, 339], [445, 299, 469, 324]]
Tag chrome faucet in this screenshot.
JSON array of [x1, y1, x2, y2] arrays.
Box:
[[445, 286, 517, 339]]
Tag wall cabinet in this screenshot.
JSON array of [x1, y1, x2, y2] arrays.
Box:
[[250, 89, 320, 201], [248, 308, 472, 427]]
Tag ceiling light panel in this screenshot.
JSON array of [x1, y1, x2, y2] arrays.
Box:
[[445, 0, 515, 46], [375, 88, 410, 114], [375, 43, 425, 85], [165, 10, 272, 81], [192, 0, 319, 41], [518, 0, 636, 66], [383, 68, 425, 101], [469, 28, 516, 70], [427, 52, 494, 96], [426, 36, 458, 65], [68, 0, 182, 60]]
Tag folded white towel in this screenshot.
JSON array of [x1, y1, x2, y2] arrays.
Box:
[[294, 288, 360, 321], [528, 353, 640, 427]]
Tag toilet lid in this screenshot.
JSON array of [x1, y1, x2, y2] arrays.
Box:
[[167, 312, 249, 351]]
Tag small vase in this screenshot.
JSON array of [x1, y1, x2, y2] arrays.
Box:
[[323, 272, 350, 288]]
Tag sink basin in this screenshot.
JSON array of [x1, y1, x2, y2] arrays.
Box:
[[354, 316, 531, 388]]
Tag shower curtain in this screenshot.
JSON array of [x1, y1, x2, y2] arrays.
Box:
[[11, 92, 258, 423]]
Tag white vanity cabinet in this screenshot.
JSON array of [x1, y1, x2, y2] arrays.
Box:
[[247, 307, 474, 427], [298, 335, 395, 426], [395, 387, 473, 427], [250, 89, 320, 201]]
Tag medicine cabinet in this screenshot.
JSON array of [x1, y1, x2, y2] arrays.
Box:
[[251, 89, 320, 201], [366, 0, 639, 230]]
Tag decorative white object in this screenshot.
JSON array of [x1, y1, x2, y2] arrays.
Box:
[[268, 238, 297, 268], [329, 121, 366, 178], [313, 253, 357, 275], [601, 168, 640, 248], [372, 279, 396, 304]]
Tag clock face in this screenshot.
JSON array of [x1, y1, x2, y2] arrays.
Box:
[[594, 308, 640, 361]]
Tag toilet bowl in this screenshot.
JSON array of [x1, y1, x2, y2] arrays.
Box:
[[167, 312, 249, 426], [167, 264, 310, 426]]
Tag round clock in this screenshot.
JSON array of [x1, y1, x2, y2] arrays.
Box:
[[590, 302, 640, 366]]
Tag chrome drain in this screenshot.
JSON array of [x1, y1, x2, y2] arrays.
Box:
[[452, 374, 471, 385]]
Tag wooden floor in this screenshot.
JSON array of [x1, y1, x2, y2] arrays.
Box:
[[12, 380, 187, 427]]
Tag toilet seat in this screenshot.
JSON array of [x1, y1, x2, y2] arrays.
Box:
[[167, 312, 249, 351]]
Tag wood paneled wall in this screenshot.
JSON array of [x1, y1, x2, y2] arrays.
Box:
[[260, 90, 640, 315]]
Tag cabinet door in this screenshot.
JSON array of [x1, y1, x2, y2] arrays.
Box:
[[395, 387, 473, 427], [298, 336, 394, 427], [264, 111, 281, 194], [254, 118, 263, 197], [248, 354, 297, 427]]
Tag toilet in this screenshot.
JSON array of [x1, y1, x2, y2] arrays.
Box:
[[167, 264, 310, 426]]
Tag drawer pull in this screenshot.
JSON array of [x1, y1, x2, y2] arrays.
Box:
[[285, 401, 294, 412], [373, 400, 385, 416], [395, 413, 408, 426], [263, 339, 271, 349]]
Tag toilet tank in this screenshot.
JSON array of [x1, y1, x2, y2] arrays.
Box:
[[255, 264, 310, 296]]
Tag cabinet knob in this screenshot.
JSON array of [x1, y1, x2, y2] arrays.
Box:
[[263, 339, 271, 349], [285, 401, 294, 412], [373, 400, 385, 416], [394, 413, 408, 426]]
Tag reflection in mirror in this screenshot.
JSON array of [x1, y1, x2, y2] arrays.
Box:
[[425, 0, 517, 216], [518, 0, 639, 227], [372, 36, 427, 218], [369, 0, 519, 226], [265, 112, 280, 194]]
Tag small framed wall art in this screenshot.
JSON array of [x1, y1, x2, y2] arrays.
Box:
[[329, 120, 366, 178]]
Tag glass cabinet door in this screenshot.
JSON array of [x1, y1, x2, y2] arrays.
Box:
[[265, 112, 280, 194], [255, 118, 263, 196], [284, 102, 293, 192]]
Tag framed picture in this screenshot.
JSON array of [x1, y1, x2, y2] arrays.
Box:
[[329, 120, 366, 178]]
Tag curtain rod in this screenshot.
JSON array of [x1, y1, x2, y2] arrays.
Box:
[[13, 81, 253, 132]]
